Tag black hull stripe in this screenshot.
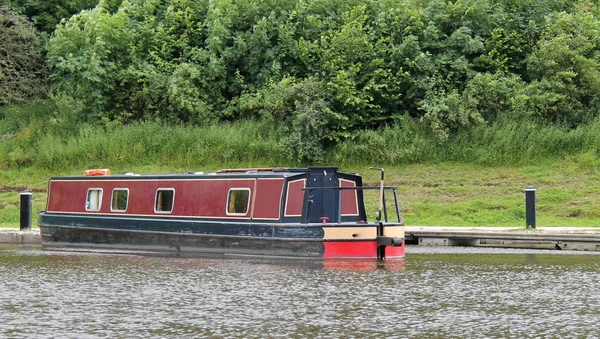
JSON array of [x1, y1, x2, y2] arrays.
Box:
[[39, 225, 328, 258], [39, 213, 326, 239]]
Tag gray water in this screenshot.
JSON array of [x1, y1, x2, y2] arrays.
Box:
[[1, 245, 600, 338]]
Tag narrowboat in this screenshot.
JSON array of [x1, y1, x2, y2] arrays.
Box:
[[38, 167, 405, 260]]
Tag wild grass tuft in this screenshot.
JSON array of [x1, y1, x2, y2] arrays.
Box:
[[30, 120, 286, 171], [331, 117, 600, 166]]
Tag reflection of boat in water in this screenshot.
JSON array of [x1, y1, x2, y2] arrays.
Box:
[[321, 259, 405, 271], [38, 167, 404, 260]]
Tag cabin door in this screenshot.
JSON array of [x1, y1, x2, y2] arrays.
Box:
[[307, 167, 338, 223]]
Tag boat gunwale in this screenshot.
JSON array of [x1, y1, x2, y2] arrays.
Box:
[[38, 210, 404, 228], [39, 223, 404, 242]]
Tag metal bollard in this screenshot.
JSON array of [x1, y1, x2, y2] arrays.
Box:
[[525, 186, 536, 229], [20, 190, 32, 231]]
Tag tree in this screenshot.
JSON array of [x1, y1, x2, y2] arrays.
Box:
[[526, 11, 600, 124], [46, 2, 133, 118], [0, 7, 47, 106], [9, 0, 99, 34]]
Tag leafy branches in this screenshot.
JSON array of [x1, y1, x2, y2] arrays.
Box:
[[0, 7, 47, 105], [42, 0, 598, 148]]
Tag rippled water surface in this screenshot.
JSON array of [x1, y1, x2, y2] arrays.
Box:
[[1, 245, 600, 338]]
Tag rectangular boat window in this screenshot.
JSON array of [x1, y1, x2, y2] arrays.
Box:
[[86, 189, 103, 211], [111, 189, 129, 212], [227, 188, 250, 215], [155, 189, 175, 213]]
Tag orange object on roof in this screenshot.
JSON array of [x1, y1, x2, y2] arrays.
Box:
[[84, 169, 111, 176]]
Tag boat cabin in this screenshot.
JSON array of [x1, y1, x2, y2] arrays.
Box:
[[45, 167, 369, 224]]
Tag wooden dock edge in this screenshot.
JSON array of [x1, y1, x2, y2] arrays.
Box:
[[406, 227, 600, 251], [0, 229, 41, 244]]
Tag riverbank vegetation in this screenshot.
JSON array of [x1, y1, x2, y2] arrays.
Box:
[[3, 159, 600, 228], [3, 0, 600, 227]]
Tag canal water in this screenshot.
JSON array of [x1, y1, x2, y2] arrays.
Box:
[[1, 245, 599, 338]]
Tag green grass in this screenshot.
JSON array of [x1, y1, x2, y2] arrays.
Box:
[[4, 105, 600, 228], [3, 160, 600, 228], [355, 160, 600, 227], [15, 121, 287, 170]]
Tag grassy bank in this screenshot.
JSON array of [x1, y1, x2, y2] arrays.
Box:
[[3, 108, 600, 228], [6, 104, 600, 170], [2, 160, 600, 228]]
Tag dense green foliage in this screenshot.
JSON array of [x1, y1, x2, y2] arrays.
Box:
[[2, 0, 98, 108], [32, 0, 600, 161], [0, 7, 47, 105], [3, 0, 600, 166], [8, 0, 99, 33]]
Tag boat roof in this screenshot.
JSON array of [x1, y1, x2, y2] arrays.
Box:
[[50, 167, 358, 181]]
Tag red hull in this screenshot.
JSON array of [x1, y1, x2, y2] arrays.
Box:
[[323, 240, 405, 259]]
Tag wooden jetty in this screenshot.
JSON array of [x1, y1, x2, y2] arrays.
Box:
[[406, 227, 600, 251], [0, 229, 40, 244]]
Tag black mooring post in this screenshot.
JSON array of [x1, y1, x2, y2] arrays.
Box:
[[20, 190, 32, 231], [525, 186, 536, 229], [376, 222, 385, 261]]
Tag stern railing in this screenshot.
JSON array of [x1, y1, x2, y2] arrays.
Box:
[[301, 185, 404, 261], [300, 186, 402, 224]]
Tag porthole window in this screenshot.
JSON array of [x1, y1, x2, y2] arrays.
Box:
[[227, 188, 250, 215], [86, 189, 103, 211], [111, 189, 129, 212], [155, 189, 175, 213]]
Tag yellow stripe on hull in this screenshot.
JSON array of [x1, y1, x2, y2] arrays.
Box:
[[323, 225, 404, 240]]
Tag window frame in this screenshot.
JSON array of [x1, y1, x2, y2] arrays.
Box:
[[85, 188, 103, 212], [110, 188, 129, 212], [154, 188, 175, 214], [226, 188, 251, 216]]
